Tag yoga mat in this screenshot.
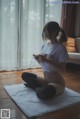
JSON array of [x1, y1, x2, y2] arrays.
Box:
[[4, 84, 80, 119]]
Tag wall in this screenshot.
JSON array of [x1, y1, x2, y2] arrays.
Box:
[[75, 4, 80, 37]]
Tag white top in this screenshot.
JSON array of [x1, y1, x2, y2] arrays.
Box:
[[40, 42, 69, 72]]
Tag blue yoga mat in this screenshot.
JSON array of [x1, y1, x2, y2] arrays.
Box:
[[4, 84, 80, 119]]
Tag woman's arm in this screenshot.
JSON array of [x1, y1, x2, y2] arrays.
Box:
[[33, 54, 66, 73], [38, 55, 66, 73]]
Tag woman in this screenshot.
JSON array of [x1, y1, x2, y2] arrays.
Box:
[[21, 21, 69, 100]]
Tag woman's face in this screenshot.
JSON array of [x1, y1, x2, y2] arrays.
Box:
[[43, 29, 50, 40], [43, 25, 59, 41]]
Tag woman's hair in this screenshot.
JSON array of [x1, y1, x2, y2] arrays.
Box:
[[42, 21, 67, 43], [58, 27, 67, 43]]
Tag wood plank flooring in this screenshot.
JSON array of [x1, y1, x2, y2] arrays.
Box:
[[0, 69, 80, 119]]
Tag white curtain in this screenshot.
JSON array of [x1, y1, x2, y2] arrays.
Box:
[[0, 0, 62, 71]]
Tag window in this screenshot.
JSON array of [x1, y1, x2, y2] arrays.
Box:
[[0, 0, 62, 70]]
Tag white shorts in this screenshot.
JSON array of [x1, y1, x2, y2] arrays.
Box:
[[48, 83, 65, 96]]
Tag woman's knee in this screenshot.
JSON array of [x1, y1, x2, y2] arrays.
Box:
[[36, 85, 56, 100], [21, 72, 27, 78], [21, 72, 37, 80], [48, 83, 65, 96], [21, 72, 28, 81]]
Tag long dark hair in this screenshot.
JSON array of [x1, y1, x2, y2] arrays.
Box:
[[42, 21, 67, 43]]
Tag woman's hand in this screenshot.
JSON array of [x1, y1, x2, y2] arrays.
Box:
[[33, 54, 40, 62], [33, 54, 47, 63], [38, 55, 47, 62]]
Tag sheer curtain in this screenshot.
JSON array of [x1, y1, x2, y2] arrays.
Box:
[[0, 0, 18, 70], [0, 0, 62, 71]]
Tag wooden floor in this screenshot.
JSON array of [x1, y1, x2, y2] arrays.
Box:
[[0, 68, 80, 119]]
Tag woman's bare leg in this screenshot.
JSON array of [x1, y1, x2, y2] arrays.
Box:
[[37, 76, 48, 86]]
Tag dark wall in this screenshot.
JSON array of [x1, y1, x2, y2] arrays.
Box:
[[75, 4, 80, 37]]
